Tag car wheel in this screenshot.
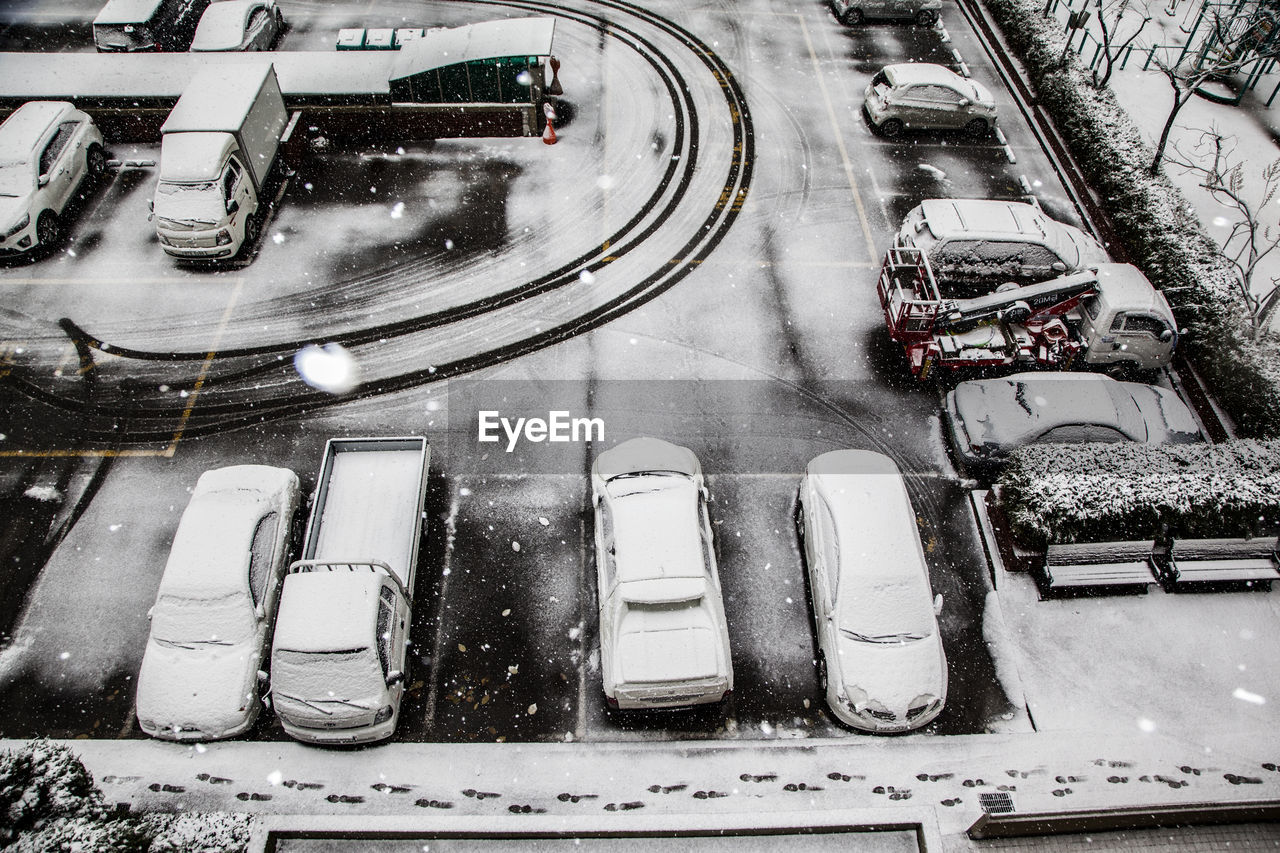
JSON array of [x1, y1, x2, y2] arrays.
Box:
[[841, 8, 864, 24], [816, 650, 829, 694], [916, 9, 938, 25], [965, 118, 989, 139], [878, 118, 904, 138], [36, 211, 61, 250], [86, 144, 106, 180], [242, 212, 262, 253]]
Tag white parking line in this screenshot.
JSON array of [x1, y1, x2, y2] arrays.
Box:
[[421, 489, 461, 732], [576, 487, 589, 741]]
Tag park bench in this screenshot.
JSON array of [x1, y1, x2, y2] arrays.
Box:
[[1156, 536, 1279, 590], [1039, 540, 1157, 596]]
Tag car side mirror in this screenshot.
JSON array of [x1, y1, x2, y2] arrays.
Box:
[[957, 98, 970, 107], [146, 606, 154, 620], [257, 669, 269, 683], [934, 593, 944, 616], [226, 199, 239, 215], [255, 603, 266, 619], [38, 175, 49, 188], [386, 670, 404, 686], [1051, 261, 1067, 273], [1159, 329, 1173, 342]]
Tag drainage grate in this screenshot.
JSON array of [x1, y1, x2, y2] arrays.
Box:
[[978, 791, 1016, 814]]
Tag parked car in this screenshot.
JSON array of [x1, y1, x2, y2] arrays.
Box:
[[864, 63, 997, 139], [832, 0, 941, 26], [798, 450, 947, 733], [190, 0, 284, 52], [0, 102, 105, 256], [591, 437, 733, 710], [943, 372, 1203, 477], [93, 0, 212, 52], [135, 465, 300, 741], [895, 198, 1110, 287]]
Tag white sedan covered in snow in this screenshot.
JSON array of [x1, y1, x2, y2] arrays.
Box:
[[135, 465, 300, 741], [798, 450, 947, 733], [591, 437, 733, 710]]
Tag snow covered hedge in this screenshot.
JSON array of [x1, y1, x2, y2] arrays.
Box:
[[0, 740, 251, 852], [975, 0, 1280, 437], [996, 439, 1280, 545]]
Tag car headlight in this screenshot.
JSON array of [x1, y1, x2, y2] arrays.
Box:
[[906, 694, 940, 720], [216, 229, 233, 246], [3, 214, 29, 239], [157, 233, 173, 247], [374, 705, 394, 724]]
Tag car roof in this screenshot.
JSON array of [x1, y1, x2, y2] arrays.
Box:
[[608, 475, 706, 592], [918, 198, 1048, 241], [158, 492, 270, 600], [94, 0, 165, 25], [0, 101, 75, 162], [273, 571, 383, 653], [193, 1, 262, 50], [884, 63, 962, 87], [806, 450, 930, 585], [1091, 263, 1174, 318]]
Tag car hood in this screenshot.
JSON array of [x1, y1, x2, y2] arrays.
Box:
[[136, 640, 259, 737], [0, 194, 34, 228], [834, 631, 946, 715], [594, 437, 700, 482], [970, 80, 996, 108]]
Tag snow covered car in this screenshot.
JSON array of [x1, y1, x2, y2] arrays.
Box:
[[135, 465, 300, 741], [190, 0, 284, 51], [895, 198, 1110, 288], [943, 373, 1203, 477], [832, 0, 941, 26], [591, 437, 733, 710], [0, 102, 105, 256], [863, 64, 997, 139], [94, 0, 212, 52], [798, 450, 947, 733]]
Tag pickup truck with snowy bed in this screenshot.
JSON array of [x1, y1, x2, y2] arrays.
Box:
[[269, 437, 430, 745], [876, 247, 1178, 380]]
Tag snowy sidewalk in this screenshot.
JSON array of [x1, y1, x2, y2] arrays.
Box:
[[12, 726, 1280, 847]]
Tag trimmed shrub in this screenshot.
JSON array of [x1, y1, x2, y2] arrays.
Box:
[[976, 0, 1280, 436], [996, 440, 1280, 546]]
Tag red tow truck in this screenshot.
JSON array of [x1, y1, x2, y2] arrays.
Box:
[[876, 247, 1178, 380]]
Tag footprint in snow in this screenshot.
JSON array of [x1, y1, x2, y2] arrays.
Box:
[[1262, 763, 1277, 772], [1179, 766, 1202, 776], [782, 782, 823, 792], [294, 782, 324, 791], [414, 799, 454, 809], [462, 789, 502, 800], [102, 775, 141, 783], [1153, 775, 1187, 789], [325, 794, 365, 804], [692, 790, 729, 799], [1054, 775, 1084, 784], [508, 804, 546, 814], [739, 773, 777, 783], [916, 772, 954, 782], [1051, 788, 1073, 797], [647, 784, 687, 794], [1107, 776, 1129, 784], [997, 784, 1016, 792], [147, 783, 185, 793], [961, 779, 987, 788], [1094, 759, 1132, 768], [888, 791, 912, 801], [1225, 773, 1263, 785], [940, 798, 962, 807], [235, 792, 272, 802], [604, 801, 645, 811], [371, 783, 413, 794], [557, 792, 599, 803], [196, 773, 233, 785], [827, 772, 863, 782]]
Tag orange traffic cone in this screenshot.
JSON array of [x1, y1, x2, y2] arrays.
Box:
[[547, 55, 563, 96], [542, 102, 557, 145]]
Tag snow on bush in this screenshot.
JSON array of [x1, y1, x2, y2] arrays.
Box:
[[976, 0, 1280, 436], [996, 439, 1280, 545], [0, 740, 251, 852]]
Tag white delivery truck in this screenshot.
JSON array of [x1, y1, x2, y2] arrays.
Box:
[[270, 437, 430, 745], [151, 62, 290, 259]]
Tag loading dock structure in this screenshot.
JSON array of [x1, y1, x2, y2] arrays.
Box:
[[0, 17, 558, 139]]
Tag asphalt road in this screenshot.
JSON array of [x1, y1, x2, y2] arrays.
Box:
[[0, 0, 1089, 744]]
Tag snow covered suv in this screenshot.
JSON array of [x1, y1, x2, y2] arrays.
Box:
[[0, 102, 105, 256], [895, 198, 1110, 288], [591, 438, 734, 710]]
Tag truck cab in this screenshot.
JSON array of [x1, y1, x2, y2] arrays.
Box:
[[153, 132, 257, 258], [270, 568, 411, 744], [1076, 263, 1177, 372]]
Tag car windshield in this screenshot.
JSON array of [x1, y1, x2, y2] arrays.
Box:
[[272, 649, 385, 701], [151, 593, 255, 647], [837, 579, 934, 640], [0, 164, 32, 197], [154, 181, 226, 224]]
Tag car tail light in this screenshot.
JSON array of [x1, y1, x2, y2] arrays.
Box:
[[605, 696, 619, 709], [3, 214, 29, 238]]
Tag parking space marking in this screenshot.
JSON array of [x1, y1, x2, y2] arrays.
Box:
[[0, 277, 244, 458], [797, 16, 879, 265], [576, 486, 589, 741], [0, 278, 209, 286], [421, 489, 461, 733]]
